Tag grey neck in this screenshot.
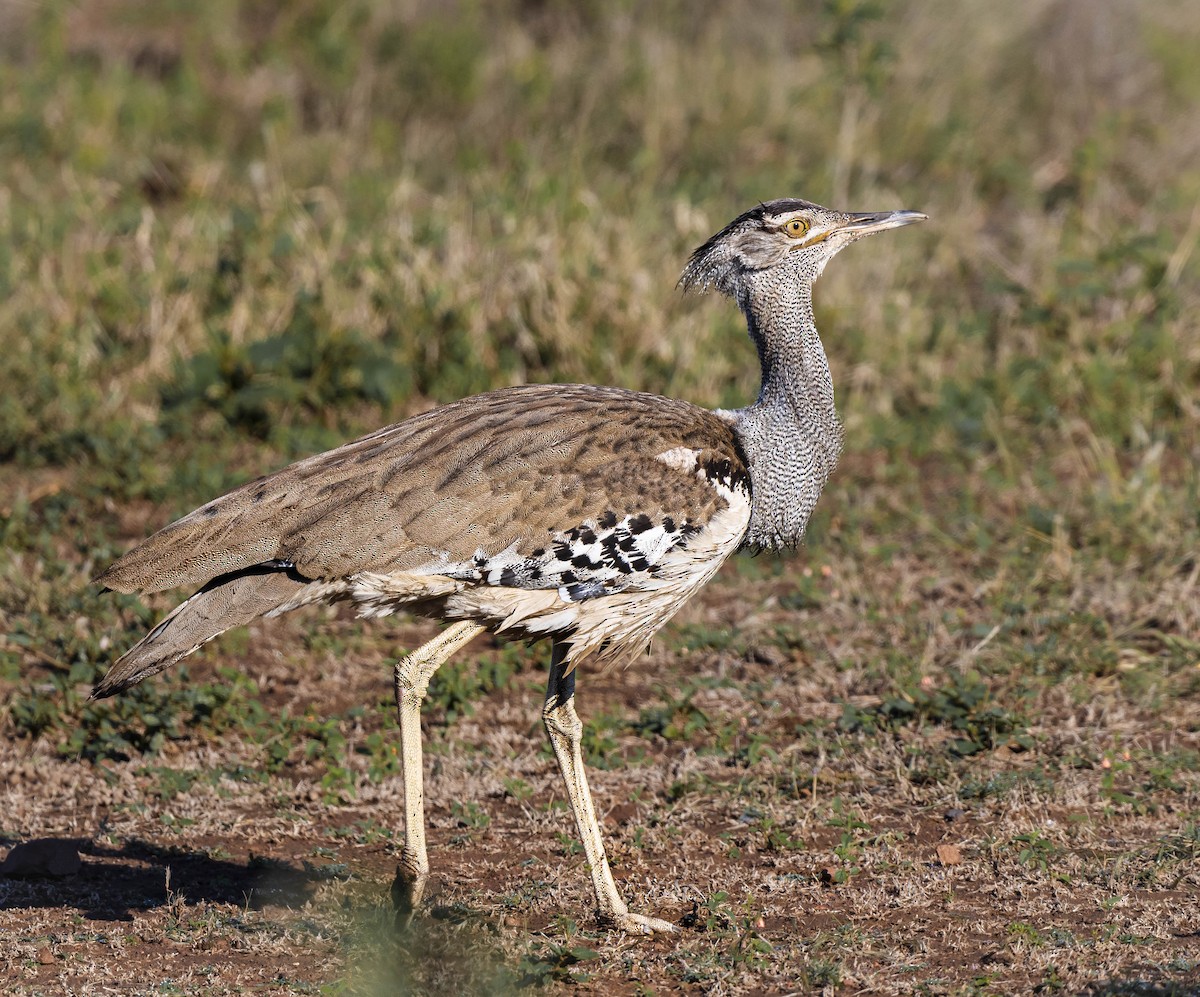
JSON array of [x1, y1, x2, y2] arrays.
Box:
[[728, 269, 843, 549]]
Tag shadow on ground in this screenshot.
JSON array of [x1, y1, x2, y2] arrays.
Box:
[[1084, 980, 1200, 996], [0, 836, 328, 921]]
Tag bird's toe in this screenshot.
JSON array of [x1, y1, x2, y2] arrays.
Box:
[[608, 911, 678, 934]]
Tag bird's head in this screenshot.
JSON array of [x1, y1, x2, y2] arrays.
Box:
[[679, 198, 926, 297]]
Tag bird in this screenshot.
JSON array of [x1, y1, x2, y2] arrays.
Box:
[[92, 197, 925, 934]]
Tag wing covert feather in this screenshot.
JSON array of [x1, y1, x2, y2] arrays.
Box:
[[97, 384, 748, 594]]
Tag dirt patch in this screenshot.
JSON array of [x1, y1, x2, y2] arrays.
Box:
[[3, 572, 1199, 994]]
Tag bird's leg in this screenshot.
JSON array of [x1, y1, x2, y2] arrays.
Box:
[[542, 641, 677, 934], [391, 620, 485, 923]]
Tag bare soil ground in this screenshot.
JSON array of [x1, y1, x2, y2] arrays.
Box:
[[3, 565, 1198, 996]]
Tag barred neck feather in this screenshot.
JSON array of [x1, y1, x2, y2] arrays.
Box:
[[728, 261, 843, 550]]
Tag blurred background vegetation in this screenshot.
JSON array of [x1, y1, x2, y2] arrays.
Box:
[[0, 0, 1197, 751]]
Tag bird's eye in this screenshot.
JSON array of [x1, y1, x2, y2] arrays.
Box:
[[784, 218, 810, 239]]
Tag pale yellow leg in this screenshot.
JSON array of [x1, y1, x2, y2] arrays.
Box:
[[391, 620, 485, 922], [542, 641, 677, 934]]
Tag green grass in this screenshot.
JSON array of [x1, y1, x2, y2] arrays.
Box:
[[0, 0, 1198, 994]]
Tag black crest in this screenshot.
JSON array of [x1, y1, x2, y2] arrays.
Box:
[[677, 198, 821, 296]]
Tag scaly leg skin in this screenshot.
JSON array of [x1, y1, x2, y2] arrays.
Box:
[[391, 621, 485, 925], [542, 641, 677, 934]]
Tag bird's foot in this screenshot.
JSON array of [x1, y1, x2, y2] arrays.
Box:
[[390, 864, 427, 928], [606, 911, 678, 934]]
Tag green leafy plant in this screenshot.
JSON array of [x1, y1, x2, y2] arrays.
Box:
[[516, 941, 600, 986], [425, 650, 520, 723], [840, 670, 1032, 756], [1011, 831, 1060, 873], [161, 292, 406, 442]]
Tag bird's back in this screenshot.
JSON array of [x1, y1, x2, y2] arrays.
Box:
[[94, 384, 751, 695]]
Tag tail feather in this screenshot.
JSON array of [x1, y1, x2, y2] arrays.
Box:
[[91, 564, 316, 699]]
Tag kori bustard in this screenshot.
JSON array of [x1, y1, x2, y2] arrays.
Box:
[[94, 198, 925, 933]]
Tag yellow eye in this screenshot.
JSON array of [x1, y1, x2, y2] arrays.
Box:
[[784, 218, 810, 239]]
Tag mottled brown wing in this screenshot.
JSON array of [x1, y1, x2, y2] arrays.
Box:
[[97, 384, 747, 595]]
